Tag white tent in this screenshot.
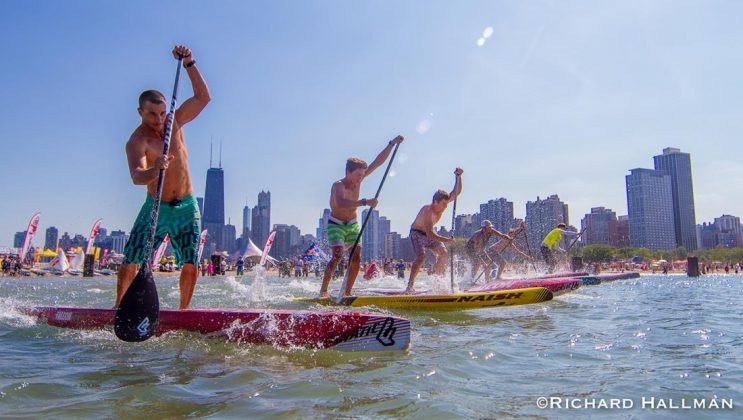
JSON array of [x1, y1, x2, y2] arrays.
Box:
[[49, 249, 70, 272], [69, 251, 85, 271], [240, 238, 278, 265]]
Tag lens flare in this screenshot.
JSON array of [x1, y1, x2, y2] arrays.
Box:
[[477, 38, 486, 47], [417, 119, 432, 134], [483, 27, 493, 38]]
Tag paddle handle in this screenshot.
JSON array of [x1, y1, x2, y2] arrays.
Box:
[[336, 142, 401, 302], [144, 56, 184, 264]]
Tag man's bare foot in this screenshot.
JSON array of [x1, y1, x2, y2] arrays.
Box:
[[320, 292, 330, 299], [404, 288, 414, 295]]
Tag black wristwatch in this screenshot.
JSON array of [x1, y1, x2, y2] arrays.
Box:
[[361, 198, 368, 206], [184, 60, 196, 68]]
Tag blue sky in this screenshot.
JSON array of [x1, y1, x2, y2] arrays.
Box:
[[2, 0, 743, 246]]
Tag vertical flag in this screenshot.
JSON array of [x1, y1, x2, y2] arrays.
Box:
[[85, 218, 103, 255], [260, 230, 276, 266], [152, 234, 170, 268], [20, 212, 41, 264], [197, 229, 208, 261]]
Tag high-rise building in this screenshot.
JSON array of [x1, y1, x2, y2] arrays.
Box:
[[480, 198, 515, 233], [580, 207, 617, 246], [626, 168, 676, 251], [525, 195, 569, 251], [317, 208, 331, 246], [251, 191, 271, 247], [698, 223, 718, 249], [197, 197, 204, 216], [361, 209, 380, 262], [109, 230, 128, 254], [615, 215, 630, 248], [203, 164, 225, 251], [653, 148, 697, 251], [713, 215, 741, 248], [44, 226, 59, 250], [272, 224, 302, 258], [223, 221, 237, 253], [455, 214, 475, 238], [378, 216, 391, 258], [385, 232, 401, 259], [242, 204, 251, 239], [14, 231, 26, 248], [58, 232, 72, 250]]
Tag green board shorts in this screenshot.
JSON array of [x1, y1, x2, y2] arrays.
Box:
[[327, 217, 361, 249], [123, 194, 201, 266]]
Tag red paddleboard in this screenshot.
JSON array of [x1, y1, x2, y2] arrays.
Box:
[[465, 278, 581, 296], [23, 307, 411, 352]]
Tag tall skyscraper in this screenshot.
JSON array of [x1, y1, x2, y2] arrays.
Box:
[[44, 226, 59, 250], [242, 204, 251, 239], [525, 195, 569, 251], [14, 231, 26, 248], [615, 215, 630, 248], [317, 208, 331, 246], [580, 207, 617, 246], [197, 197, 204, 216], [385, 232, 402, 259], [203, 164, 225, 251], [626, 168, 676, 251], [378, 216, 391, 259], [272, 224, 301, 258], [361, 209, 380, 262], [223, 220, 237, 253], [480, 198, 515, 233], [713, 214, 741, 248], [109, 230, 128, 254], [251, 191, 271, 247], [653, 147, 697, 251]]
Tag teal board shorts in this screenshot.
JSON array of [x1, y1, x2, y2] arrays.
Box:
[[327, 217, 361, 249], [123, 194, 201, 266]]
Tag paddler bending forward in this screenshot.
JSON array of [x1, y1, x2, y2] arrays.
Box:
[[466, 220, 532, 282], [405, 168, 463, 294], [540, 223, 581, 273]]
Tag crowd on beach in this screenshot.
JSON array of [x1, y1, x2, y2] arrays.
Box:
[[0, 255, 23, 276]]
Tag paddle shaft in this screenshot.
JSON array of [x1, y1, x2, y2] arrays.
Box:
[[450, 196, 457, 291], [566, 229, 586, 253], [336, 143, 401, 302], [521, 225, 538, 272], [143, 57, 184, 265]]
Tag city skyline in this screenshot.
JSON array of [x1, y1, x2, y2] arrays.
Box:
[[3, 2, 743, 247]]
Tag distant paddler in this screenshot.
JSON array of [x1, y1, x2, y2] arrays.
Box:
[[467, 220, 533, 282], [540, 223, 582, 273], [318, 135, 405, 298], [405, 168, 463, 294], [115, 45, 211, 310]]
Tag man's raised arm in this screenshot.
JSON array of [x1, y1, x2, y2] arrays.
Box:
[[448, 167, 464, 203], [364, 135, 404, 177], [173, 45, 211, 126]]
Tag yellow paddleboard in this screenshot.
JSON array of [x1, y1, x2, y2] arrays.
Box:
[[294, 287, 553, 310]]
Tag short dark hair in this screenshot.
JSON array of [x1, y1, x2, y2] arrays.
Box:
[[138, 90, 166, 108], [346, 158, 368, 173], [557, 223, 567, 228], [432, 190, 450, 203]]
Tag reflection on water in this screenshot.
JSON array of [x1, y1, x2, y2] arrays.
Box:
[[2, 274, 743, 417]]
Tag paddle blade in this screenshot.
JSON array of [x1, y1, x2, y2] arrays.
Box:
[[114, 266, 159, 342]]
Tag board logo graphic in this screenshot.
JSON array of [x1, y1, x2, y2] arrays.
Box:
[[137, 317, 151, 336]]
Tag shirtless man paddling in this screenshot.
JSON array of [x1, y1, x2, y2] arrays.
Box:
[[115, 45, 211, 310], [405, 168, 463, 294], [318, 135, 405, 298]]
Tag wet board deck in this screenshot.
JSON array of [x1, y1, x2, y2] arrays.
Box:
[[23, 307, 411, 351]]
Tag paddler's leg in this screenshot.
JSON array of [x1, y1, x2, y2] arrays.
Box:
[[492, 253, 506, 280], [343, 245, 362, 296], [433, 246, 448, 275], [406, 254, 425, 294], [319, 246, 343, 298], [179, 263, 197, 309], [114, 264, 138, 307]]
